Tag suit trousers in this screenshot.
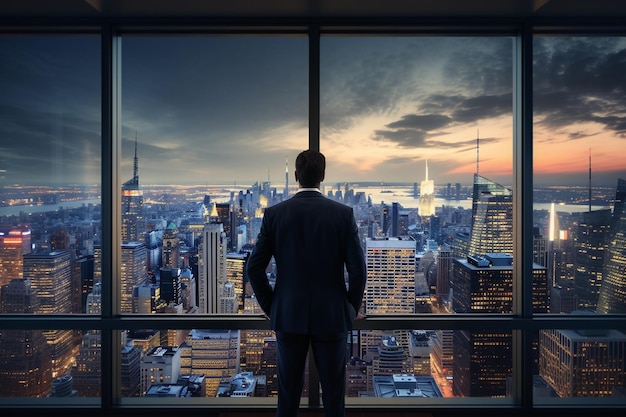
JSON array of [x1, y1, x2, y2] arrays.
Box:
[[275, 330, 349, 417]]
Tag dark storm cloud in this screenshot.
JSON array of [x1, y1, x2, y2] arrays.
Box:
[[385, 114, 452, 131], [534, 37, 626, 138]]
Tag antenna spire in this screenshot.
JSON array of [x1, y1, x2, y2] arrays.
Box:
[[476, 129, 480, 175], [133, 132, 139, 183]]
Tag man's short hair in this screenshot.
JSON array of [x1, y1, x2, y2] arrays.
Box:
[[295, 150, 325, 188]]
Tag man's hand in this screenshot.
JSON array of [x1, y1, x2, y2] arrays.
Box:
[[355, 312, 366, 320]]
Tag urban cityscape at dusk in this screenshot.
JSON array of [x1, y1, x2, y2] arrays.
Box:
[[1, 33, 626, 403]]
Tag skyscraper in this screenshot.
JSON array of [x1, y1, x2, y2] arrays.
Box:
[[597, 178, 626, 313], [468, 174, 513, 257], [419, 160, 435, 217], [121, 135, 144, 244], [0, 225, 31, 288], [23, 249, 75, 378], [71, 282, 102, 396], [162, 223, 181, 269], [120, 242, 148, 313], [0, 278, 52, 397], [539, 327, 626, 397], [573, 209, 611, 311], [198, 222, 227, 314]]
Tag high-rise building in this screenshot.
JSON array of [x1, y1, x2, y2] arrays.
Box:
[[181, 329, 240, 396], [140, 346, 181, 396], [419, 160, 435, 217], [362, 237, 416, 360], [23, 250, 76, 378], [160, 267, 182, 306], [121, 242, 148, 313], [121, 136, 144, 244], [451, 253, 549, 397], [162, 223, 181, 269], [198, 222, 227, 314], [121, 344, 142, 398], [468, 175, 513, 257], [597, 178, 626, 313], [436, 247, 452, 300], [226, 252, 249, 314], [0, 278, 52, 397], [0, 225, 31, 288], [573, 209, 612, 311], [71, 282, 102, 396], [539, 327, 626, 397]]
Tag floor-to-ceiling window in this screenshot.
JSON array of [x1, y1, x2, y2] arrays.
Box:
[[1, 20, 625, 412]]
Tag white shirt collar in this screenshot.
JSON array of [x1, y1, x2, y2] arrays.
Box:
[[297, 187, 322, 194]]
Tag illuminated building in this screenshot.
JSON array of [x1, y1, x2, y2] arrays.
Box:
[[140, 346, 181, 396], [23, 250, 76, 378], [180, 329, 240, 397], [226, 252, 249, 314], [419, 160, 435, 217], [468, 175, 513, 257], [121, 242, 148, 313], [539, 327, 626, 397], [0, 226, 31, 288], [573, 209, 612, 311], [597, 178, 626, 313], [121, 136, 145, 244], [71, 282, 102, 396], [0, 278, 52, 397]]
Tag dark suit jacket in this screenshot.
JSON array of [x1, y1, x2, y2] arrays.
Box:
[[246, 190, 367, 336]]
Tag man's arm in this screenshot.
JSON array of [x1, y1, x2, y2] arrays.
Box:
[[246, 216, 274, 316], [345, 211, 367, 314]]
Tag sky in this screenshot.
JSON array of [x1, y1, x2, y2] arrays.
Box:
[[1, 34, 626, 188]]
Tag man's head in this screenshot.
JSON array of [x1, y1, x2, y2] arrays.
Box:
[[295, 150, 325, 188]]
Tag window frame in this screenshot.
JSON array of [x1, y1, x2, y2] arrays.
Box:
[[1, 16, 626, 412]]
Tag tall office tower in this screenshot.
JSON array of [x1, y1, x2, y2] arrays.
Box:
[[365, 237, 416, 315], [121, 136, 144, 244], [71, 282, 102, 396], [239, 330, 276, 374], [198, 222, 227, 314], [362, 237, 416, 358], [260, 336, 279, 397], [24, 250, 76, 378], [74, 254, 94, 313], [573, 209, 611, 311], [140, 346, 181, 396], [452, 253, 549, 397], [134, 284, 166, 314], [214, 202, 232, 238], [160, 267, 182, 306], [0, 225, 31, 287], [121, 344, 142, 397], [391, 202, 400, 237], [468, 175, 513, 257], [162, 223, 180, 269], [436, 248, 452, 300], [453, 330, 512, 398], [184, 329, 240, 396], [452, 253, 549, 314], [0, 278, 52, 397], [597, 178, 626, 313], [121, 242, 148, 313], [226, 252, 249, 314], [539, 327, 626, 397], [431, 329, 453, 378], [419, 160, 435, 217]]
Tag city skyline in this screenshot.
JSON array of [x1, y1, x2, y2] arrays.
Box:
[[1, 36, 626, 187]]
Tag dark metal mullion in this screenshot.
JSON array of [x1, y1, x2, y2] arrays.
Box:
[[307, 24, 322, 410], [101, 21, 123, 410], [512, 19, 535, 410]]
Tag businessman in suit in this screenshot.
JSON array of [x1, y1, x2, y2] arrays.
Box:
[[246, 149, 367, 417]]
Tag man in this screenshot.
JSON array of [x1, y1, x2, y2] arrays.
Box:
[[246, 149, 367, 417]]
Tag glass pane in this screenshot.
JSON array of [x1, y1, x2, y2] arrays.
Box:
[[320, 36, 516, 316], [533, 36, 626, 315], [0, 35, 101, 400], [119, 35, 308, 316]]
